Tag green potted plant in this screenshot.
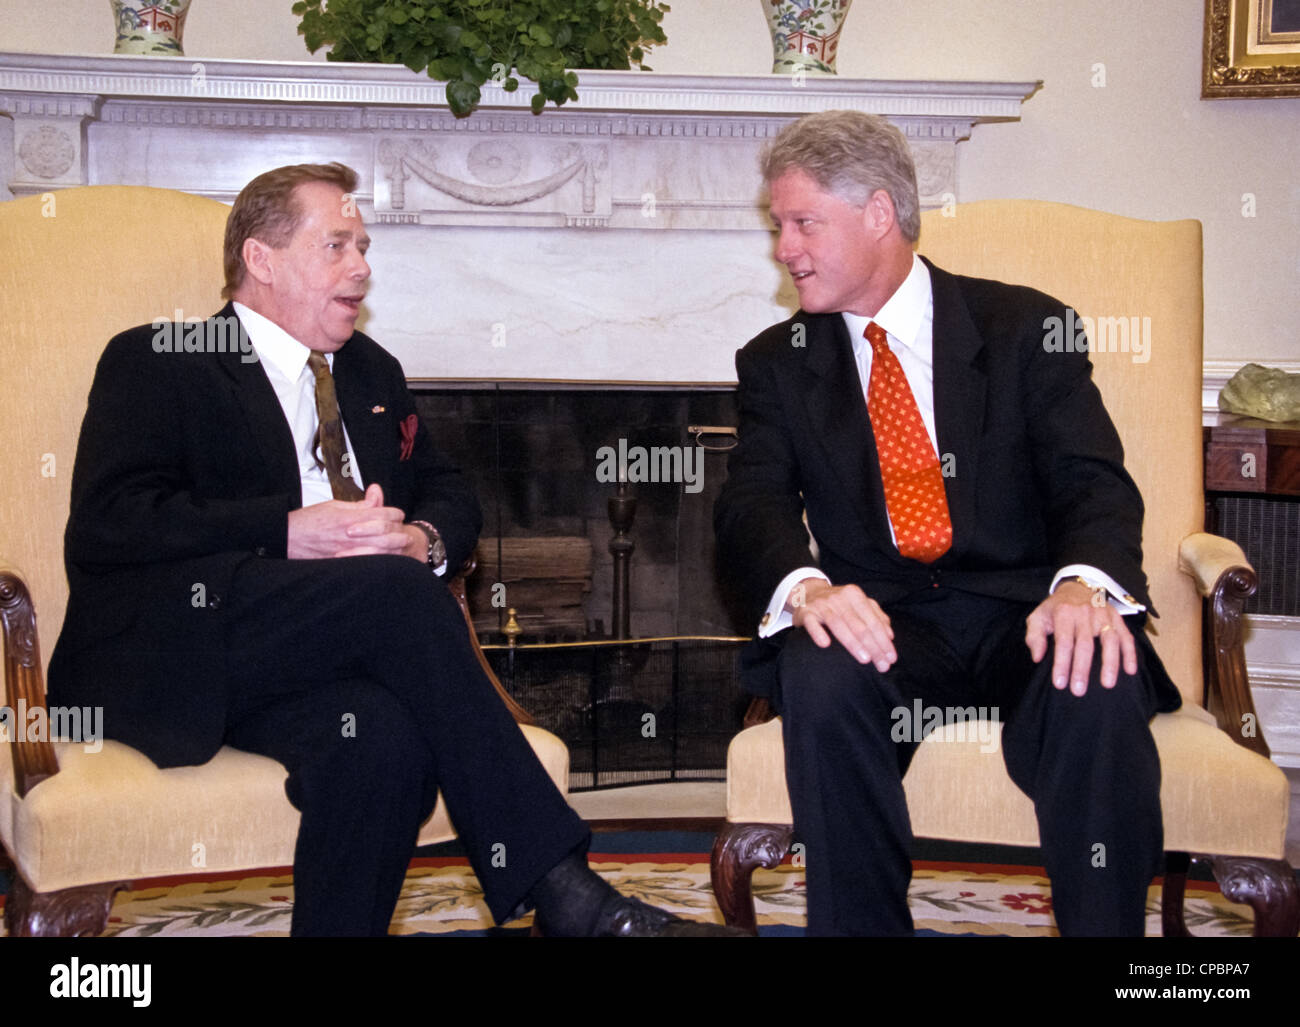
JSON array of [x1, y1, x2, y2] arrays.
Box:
[[293, 0, 670, 117]]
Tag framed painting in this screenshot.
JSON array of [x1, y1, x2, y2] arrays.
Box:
[[1203, 0, 1300, 96]]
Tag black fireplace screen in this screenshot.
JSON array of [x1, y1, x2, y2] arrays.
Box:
[[483, 637, 750, 790]]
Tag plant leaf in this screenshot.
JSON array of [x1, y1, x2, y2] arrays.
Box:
[[446, 79, 481, 117]]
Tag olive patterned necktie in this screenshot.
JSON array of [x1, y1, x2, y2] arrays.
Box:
[[307, 351, 364, 501]]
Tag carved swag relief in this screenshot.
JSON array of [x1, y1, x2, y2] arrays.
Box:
[[375, 137, 610, 226]]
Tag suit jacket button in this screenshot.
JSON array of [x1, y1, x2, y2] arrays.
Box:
[[254, 546, 267, 557]]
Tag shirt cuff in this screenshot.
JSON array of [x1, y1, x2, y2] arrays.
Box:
[[758, 567, 830, 637], [1050, 564, 1146, 615]]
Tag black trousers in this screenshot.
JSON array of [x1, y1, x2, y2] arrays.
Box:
[[221, 553, 589, 936], [771, 586, 1165, 937]]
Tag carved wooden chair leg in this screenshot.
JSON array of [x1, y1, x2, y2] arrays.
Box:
[[710, 822, 794, 934], [3, 876, 127, 937], [1210, 856, 1300, 937], [1160, 851, 1192, 937]]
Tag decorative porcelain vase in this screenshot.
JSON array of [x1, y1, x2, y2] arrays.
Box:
[[110, 1, 192, 56], [763, 0, 852, 75]]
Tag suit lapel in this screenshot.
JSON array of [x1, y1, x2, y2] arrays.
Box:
[[799, 313, 893, 545], [332, 340, 394, 493], [924, 259, 987, 562], [210, 304, 301, 500]]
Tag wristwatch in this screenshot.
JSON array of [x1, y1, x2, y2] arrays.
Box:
[[409, 520, 446, 570]]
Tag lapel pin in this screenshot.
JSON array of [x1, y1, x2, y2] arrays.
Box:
[[371, 405, 386, 413]]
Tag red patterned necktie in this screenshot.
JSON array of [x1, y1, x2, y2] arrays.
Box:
[[864, 321, 952, 563]]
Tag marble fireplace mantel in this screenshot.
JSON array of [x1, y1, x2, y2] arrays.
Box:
[[0, 51, 1038, 382]]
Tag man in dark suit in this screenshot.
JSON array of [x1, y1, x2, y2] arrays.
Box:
[[714, 112, 1181, 936], [49, 162, 738, 938]]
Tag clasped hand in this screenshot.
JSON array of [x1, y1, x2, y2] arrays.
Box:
[[792, 578, 1136, 697], [286, 483, 426, 561]]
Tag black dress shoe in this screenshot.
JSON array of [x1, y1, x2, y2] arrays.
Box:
[[527, 851, 750, 937], [588, 894, 750, 937]]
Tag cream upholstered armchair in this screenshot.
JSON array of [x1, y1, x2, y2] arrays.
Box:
[[0, 185, 567, 936], [710, 200, 1298, 937]]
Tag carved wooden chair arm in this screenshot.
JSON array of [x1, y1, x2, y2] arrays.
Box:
[[1177, 532, 1268, 758], [446, 553, 535, 726], [0, 567, 59, 797]]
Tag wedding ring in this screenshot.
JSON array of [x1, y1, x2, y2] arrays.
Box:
[[1099, 625, 1113, 633]]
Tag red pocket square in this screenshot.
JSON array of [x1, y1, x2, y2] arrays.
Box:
[[398, 414, 418, 461]]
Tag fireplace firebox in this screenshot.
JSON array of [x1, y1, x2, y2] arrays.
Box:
[[413, 382, 753, 788]]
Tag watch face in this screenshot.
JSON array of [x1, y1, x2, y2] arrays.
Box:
[[412, 521, 445, 568]]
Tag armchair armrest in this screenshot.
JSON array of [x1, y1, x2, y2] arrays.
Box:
[[446, 554, 535, 726], [1177, 533, 1268, 758], [1178, 532, 1253, 598], [0, 567, 59, 797]]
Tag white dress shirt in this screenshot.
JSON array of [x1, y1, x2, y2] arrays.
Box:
[[757, 255, 1142, 636], [232, 302, 446, 576], [233, 301, 364, 507]]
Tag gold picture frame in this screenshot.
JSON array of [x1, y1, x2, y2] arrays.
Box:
[[1203, 0, 1300, 96]]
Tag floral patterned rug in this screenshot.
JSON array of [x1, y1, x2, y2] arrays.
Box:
[[89, 850, 1257, 938]]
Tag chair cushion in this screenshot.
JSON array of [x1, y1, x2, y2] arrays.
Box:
[[725, 707, 1289, 859], [0, 724, 568, 893]]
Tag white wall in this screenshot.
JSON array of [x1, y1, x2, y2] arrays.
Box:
[[4, 0, 1296, 363]]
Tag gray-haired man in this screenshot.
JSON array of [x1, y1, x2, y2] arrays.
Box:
[[715, 111, 1180, 936]]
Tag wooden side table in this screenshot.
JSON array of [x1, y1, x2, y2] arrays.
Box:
[[1203, 414, 1300, 531]]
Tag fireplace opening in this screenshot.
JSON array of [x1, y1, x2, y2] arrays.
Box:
[[413, 383, 753, 788]]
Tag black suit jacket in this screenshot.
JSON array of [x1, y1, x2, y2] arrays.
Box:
[[48, 304, 482, 767], [715, 259, 1179, 706]]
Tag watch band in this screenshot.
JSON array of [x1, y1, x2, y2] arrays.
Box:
[[409, 520, 446, 569]]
